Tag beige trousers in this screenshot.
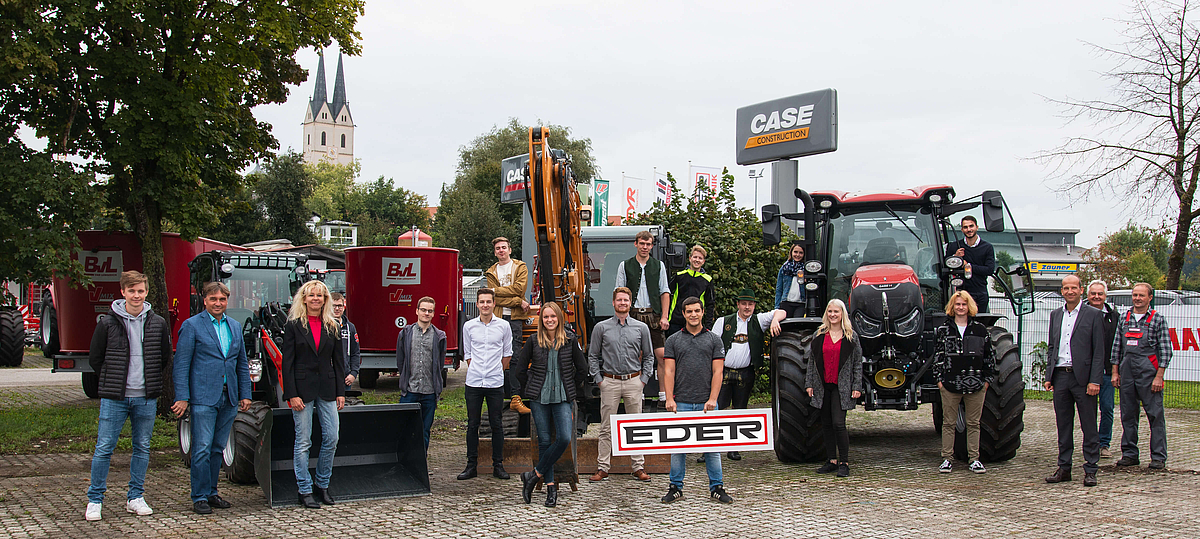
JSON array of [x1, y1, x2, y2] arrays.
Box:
[[940, 386, 985, 461], [597, 376, 645, 472]]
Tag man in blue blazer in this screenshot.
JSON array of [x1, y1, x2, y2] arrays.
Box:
[[171, 282, 252, 514]]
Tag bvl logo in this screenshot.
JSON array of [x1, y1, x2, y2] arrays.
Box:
[[79, 251, 123, 282], [382, 257, 421, 286], [610, 408, 774, 456]]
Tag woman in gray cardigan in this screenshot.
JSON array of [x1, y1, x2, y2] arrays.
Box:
[[805, 299, 863, 477]]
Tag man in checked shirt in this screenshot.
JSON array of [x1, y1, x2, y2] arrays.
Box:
[[1111, 282, 1172, 470]]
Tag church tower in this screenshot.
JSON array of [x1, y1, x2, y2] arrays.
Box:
[[302, 52, 355, 165]]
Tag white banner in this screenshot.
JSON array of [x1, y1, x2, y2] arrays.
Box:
[[689, 165, 723, 199], [610, 408, 774, 455]]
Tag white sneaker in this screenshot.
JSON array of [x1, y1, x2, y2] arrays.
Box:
[[85, 502, 102, 521], [969, 460, 987, 474], [938, 459, 952, 473], [126, 497, 153, 516]]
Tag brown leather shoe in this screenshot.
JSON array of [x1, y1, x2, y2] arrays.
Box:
[[1083, 472, 1097, 487], [632, 469, 651, 482], [510, 395, 531, 414], [1045, 468, 1071, 484], [589, 470, 609, 482]]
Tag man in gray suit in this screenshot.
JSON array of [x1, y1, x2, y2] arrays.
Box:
[[1043, 275, 1106, 487]]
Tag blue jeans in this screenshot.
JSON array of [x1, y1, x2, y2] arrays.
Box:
[[189, 398, 238, 503], [293, 399, 340, 494], [669, 402, 723, 491], [529, 401, 573, 485], [88, 397, 157, 504], [399, 392, 438, 449], [1098, 373, 1115, 448]]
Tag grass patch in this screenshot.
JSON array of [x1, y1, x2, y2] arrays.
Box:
[[356, 386, 467, 422], [0, 405, 176, 454], [1025, 381, 1200, 410]]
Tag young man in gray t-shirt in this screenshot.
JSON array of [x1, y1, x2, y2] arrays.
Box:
[[661, 297, 732, 504]]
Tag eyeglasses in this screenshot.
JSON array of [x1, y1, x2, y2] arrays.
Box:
[[417, 308, 434, 314], [332, 304, 345, 309]]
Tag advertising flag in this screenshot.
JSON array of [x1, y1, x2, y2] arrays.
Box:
[[593, 179, 610, 226], [626, 187, 638, 218], [654, 171, 671, 205], [689, 165, 722, 199]]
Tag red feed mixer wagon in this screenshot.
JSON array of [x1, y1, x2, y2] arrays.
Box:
[[343, 245, 463, 388]]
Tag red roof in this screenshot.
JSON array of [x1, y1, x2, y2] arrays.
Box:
[[812, 184, 954, 204]]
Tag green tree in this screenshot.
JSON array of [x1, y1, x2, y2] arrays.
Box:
[[1083, 222, 1171, 287], [1126, 250, 1166, 286], [199, 178, 269, 246], [433, 182, 517, 269], [306, 160, 362, 222], [0, 129, 103, 292], [354, 176, 431, 246], [3, 0, 363, 315], [256, 151, 318, 245]]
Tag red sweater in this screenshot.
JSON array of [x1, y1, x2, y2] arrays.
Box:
[[822, 335, 842, 384], [309, 316, 322, 350]]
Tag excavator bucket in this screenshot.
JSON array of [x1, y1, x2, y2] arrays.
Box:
[[256, 403, 430, 508]]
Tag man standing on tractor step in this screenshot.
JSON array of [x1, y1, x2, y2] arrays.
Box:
[[1111, 282, 1172, 470], [945, 216, 995, 313], [710, 288, 783, 460], [171, 282, 252, 515], [614, 230, 671, 400], [661, 297, 732, 504], [458, 288, 513, 480], [1044, 275, 1106, 487], [1085, 280, 1118, 459], [85, 271, 172, 522], [588, 287, 655, 483], [485, 236, 532, 415], [330, 293, 361, 393], [396, 296, 446, 450]]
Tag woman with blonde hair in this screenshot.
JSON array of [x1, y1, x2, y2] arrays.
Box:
[[513, 302, 588, 507], [932, 290, 996, 474], [804, 299, 863, 477], [281, 279, 345, 508]]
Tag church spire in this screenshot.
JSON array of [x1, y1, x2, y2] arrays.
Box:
[[309, 52, 328, 120], [331, 52, 348, 116]]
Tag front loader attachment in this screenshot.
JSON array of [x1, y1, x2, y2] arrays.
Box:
[[257, 403, 430, 508]]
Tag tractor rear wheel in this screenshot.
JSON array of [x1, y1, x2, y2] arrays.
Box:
[[771, 330, 825, 463], [0, 309, 23, 367], [980, 327, 1025, 462], [40, 301, 59, 358], [227, 401, 270, 484]]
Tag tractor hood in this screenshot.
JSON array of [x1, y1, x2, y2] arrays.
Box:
[[848, 264, 924, 353]]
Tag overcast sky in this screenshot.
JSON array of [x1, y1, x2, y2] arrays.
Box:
[[251, 0, 1143, 247]]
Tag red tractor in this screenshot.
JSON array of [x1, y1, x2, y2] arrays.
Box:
[[761, 186, 1034, 462]]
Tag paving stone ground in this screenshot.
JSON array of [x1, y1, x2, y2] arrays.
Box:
[[2, 375, 1198, 538]]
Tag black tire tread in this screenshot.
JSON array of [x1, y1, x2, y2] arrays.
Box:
[[41, 302, 59, 358], [0, 309, 23, 367], [82, 371, 99, 399], [772, 330, 825, 463], [979, 327, 1025, 462], [227, 401, 270, 484]]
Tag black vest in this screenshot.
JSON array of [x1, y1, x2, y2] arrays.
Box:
[[720, 313, 766, 369], [624, 257, 663, 315], [94, 311, 169, 400]]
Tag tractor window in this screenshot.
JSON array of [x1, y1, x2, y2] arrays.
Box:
[[582, 240, 637, 321], [222, 269, 296, 327], [826, 209, 939, 305]]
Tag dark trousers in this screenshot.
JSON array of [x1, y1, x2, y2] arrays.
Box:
[[1098, 373, 1115, 448], [717, 366, 755, 410], [1052, 368, 1100, 473], [399, 392, 438, 450], [821, 383, 849, 462], [464, 385, 505, 465], [779, 300, 805, 318], [504, 318, 524, 397], [1119, 371, 1168, 462], [969, 291, 989, 313]]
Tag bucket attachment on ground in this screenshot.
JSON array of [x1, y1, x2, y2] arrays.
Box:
[[256, 403, 430, 508]]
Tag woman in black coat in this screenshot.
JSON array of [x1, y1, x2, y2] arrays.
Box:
[[804, 299, 863, 477], [282, 280, 345, 509], [513, 302, 588, 507]]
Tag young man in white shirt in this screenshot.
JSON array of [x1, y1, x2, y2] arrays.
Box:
[[458, 288, 513, 480]]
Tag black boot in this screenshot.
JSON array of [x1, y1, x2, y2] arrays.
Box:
[[544, 484, 558, 507], [520, 471, 538, 504], [314, 486, 335, 505], [298, 492, 321, 509], [492, 464, 510, 479], [457, 464, 478, 480]]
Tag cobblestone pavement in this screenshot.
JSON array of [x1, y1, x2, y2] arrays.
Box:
[[2, 393, 1198, 539]]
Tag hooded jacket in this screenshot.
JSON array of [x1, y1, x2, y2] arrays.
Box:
[[88, 300, 172, 400]]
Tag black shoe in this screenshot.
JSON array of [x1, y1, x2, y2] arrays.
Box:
[[314, 487, 335, 505], [661, 484, 683, 504], [457, 465, 478, 480], [816, 461, 838, 474], [205, 495, 232, 509], [836, 463, 850, 477], [1115, 456, 1139, 467], [727, 451, 742, 461], [696, 456, 706, 463], [492, 464, 510, 479], [1045, 468, 1071, 483], [1084, 472, 1097, 487], [192, 500, 212, 515], [1149, 460, 1166, 470], [544, 484, 558, 507], [298, 493, 321, 509], [520, 471, 537, 504], [710, 485, 733, 504]]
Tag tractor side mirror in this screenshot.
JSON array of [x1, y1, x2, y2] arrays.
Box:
[[665, 242, 687, 270], [981, 190, 1005, 232], [762, 204, 781, 246]]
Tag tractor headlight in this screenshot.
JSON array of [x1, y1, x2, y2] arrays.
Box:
[[854, 312, 883, 338], [804, 261, 823, 273], [950, 278, 964, 287], [944, 256, 964, 269], [248, 358, 262, 383], [894, 308, 922, 337], [805, 282, 819, 291]]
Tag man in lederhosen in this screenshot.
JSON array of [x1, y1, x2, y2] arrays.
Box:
[[614, 230, 670, 400], [710, 288, 783, 460]]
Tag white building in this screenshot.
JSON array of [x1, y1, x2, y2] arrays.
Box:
[[301, 53, 355, 166]]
